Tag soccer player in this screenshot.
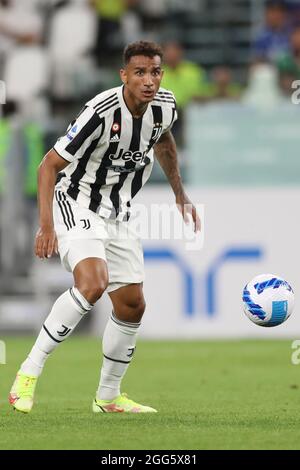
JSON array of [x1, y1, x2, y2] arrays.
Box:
[[9, 41, 200, 413]]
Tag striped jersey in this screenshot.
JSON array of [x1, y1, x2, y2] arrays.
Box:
[[54, 85, 177, 221]]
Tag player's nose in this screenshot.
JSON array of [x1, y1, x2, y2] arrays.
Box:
[[143, 73, 154, 87]]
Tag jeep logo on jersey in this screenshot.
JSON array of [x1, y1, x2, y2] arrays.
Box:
[[109, 149, 148, 163], [106, 155, 151, 173]]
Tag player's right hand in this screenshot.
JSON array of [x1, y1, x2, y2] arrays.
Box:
[[35, 227, 58, 259]]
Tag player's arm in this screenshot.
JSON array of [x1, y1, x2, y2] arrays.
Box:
[[35, 105, 103, 259], [35, 149, 69, 260], [154, 130, 201, 232]]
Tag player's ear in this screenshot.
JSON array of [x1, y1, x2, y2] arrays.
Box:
[[120, 68, 127, 85]]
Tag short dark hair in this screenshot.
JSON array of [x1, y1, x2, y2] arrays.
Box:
[[123, 41, 163, 66]]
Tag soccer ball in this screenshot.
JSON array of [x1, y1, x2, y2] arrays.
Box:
[[243, 274, 294, 327]]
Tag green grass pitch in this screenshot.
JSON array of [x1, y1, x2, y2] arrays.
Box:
[[1, 337, 300, 450]]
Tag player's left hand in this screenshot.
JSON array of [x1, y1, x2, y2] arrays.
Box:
[[176, 192, 201, 233]]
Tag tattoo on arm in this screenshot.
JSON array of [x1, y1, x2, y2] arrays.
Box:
[[154, 131, 184, 197]]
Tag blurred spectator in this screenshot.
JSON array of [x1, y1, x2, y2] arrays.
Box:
[[0, 0, 48, 119], [205, 67, 242, 101], [0, 0, 42, 47], [253, 1, 291, 62], [120, 3, 142, 45], [91, 0, 140, 65], [161, 41, 207, 109], [242, 62, 284, 109], [277, 26, 300, 78], [161, 41, 207, 146], [285, 0, 300, 26], [49, 0, 96, 101], [139, 0, 167, 36], [0, 0, 43, 71]]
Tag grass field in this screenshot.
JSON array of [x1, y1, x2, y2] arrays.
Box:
[[1, 337, 300, 450]]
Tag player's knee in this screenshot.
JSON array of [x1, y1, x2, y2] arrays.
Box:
[[127, 297, 146, 320], [77, 279, 108, 304], [137, 301, 146, 320]]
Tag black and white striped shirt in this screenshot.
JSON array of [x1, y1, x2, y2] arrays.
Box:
[[54, 85, 177, 221]]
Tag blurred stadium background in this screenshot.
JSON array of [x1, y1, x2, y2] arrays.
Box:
[[0, 0, 299, 339], [2, 0, 300, 451]]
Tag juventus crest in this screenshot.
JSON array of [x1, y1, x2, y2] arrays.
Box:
[[152, 122, 163, 141]]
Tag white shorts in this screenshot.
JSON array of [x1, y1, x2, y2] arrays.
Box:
[[53, 189, 144, 292]]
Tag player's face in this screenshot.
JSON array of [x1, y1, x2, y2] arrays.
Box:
[[120, 55, 163, 103]]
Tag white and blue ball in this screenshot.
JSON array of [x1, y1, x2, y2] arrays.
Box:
[[243, 274, 294, 327]]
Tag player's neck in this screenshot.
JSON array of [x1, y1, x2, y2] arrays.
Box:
[[123, 87, 148, 119]]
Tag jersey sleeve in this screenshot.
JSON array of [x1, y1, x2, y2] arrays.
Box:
[[162, 96, 178, 134], [53, 106, 104, 162]]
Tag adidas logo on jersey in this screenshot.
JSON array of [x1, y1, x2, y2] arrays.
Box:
[[110, 134, 120, 143], [109, 149, 148, 163]]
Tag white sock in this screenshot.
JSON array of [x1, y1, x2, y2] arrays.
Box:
[[97, 312, 141, 400], [20, 287, 93, 377]]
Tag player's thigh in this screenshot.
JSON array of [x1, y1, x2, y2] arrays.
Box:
[[106, 235, 145, 287], [65, 238, 109, 287], [53, 191, 109, 293]]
